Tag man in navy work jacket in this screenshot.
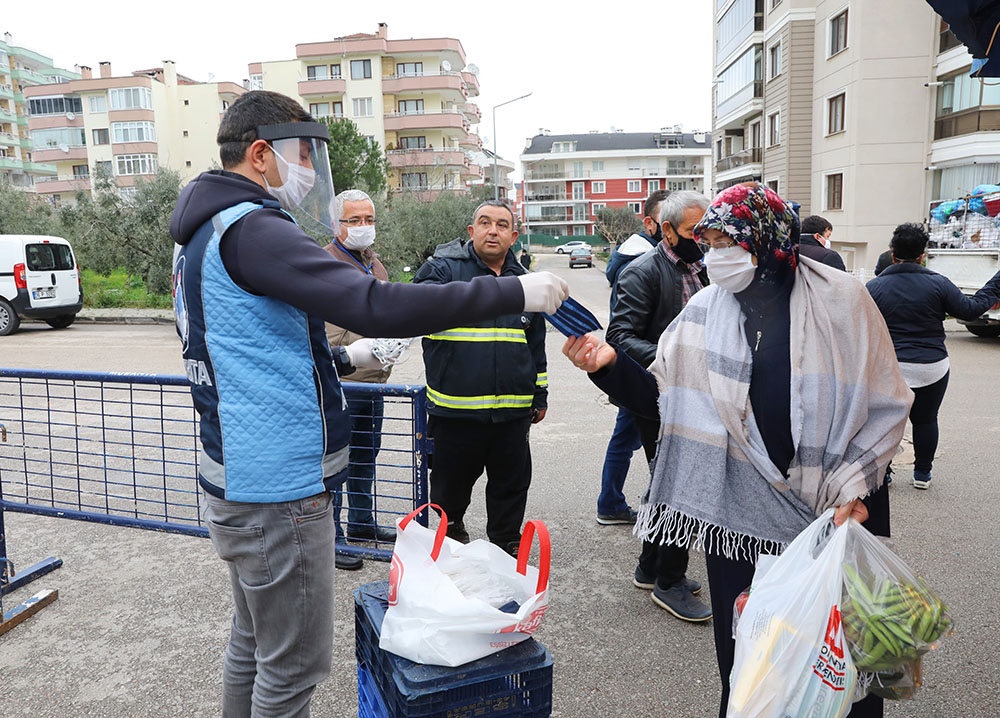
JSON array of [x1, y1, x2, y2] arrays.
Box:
[[169, 91, 567, 718], [414, 200, 548, 558]]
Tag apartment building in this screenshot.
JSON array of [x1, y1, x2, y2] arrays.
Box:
[[248, 23, 493, 198], [712, 0, 938, 270], [518, 129, 712, 237], [0, 32, 79, 189], [24, 61, 243, 205]]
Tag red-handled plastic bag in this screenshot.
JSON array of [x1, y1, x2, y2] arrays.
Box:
[[379, 503, 550, 667]]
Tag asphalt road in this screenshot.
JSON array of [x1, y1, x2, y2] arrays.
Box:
[[1, 253, 998, 716]]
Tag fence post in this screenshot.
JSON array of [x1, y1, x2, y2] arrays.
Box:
[[413, 388, 431, 529]]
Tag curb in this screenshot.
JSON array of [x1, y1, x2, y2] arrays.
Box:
[[24, 315, 174, 325]]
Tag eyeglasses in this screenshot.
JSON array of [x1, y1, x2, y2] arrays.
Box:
[[341, 218, 377, 226], [699, 236, 738, 249]]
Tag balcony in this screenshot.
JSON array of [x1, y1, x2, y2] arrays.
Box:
[[462, 163, 483, 179], [459, 103, 481, 123], [715, 147, 761, 173], [386, 148, 469, 170], [524, 190, 591, 202], [715, 79, 763, 124], [0, 131, 18, 147], [934, 107, 1000, 140], [461, 72, 480, 97], [23, 161, 57, 174], [717, 0, 764, 64], [383, 109, 469, 134], [297, 77, 346, 98], [11, 67, 47, 85], [523, 168, 591, 181], [458, 132, 482, 149], [0, 84, 13, 100], [33, 145, 88, 163], [939, 27, 963, 55], [382, 72, 467, 100], [34, 175, 90, 193], [0, 107, 16, 123], [0, 156, 23, 170]]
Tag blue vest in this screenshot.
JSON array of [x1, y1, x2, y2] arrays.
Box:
[[174, 200, 350, 502]]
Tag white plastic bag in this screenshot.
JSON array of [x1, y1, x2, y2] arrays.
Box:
[[728, 509, 856, 718], [379, 503, 550, 667]]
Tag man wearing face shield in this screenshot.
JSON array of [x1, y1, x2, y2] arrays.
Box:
[[169, 91, 568, 718]]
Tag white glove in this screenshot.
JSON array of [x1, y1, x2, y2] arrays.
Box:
[[518, 272, 569, 314], [345, 337, 383, 371]]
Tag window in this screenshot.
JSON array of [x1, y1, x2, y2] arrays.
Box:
[[93, 160, 112, 177], [332, 101, 343, 118], [397, 62, 423, 76], [183, 130, 189, 137], [627, 201, 642, 213], [71, 164, 89, 178], [109, 87, 153, 111], [591, 181, 606, 194], [111, 121, 156, 143], [307, 65, 328, 81], [350, 59, 372, 80], [352, 97, 373, 117], [627, 159, 640, 171], [365, 135, 377, 147], [716, 45, 761, 105], [28, 96, 83, 116], [572, 161, 585, 177], [827, 93, 846, 134], [750, 120, 761, 148], [401, 172, 428, 190], [592, 202, 606, 214], [767, 111, 780, 146], [572, 182, 586, 200], [25, 243, 74, 271], [667, 181, 689, 191], [826, 173, 843, 210], [592, 160, 604, 171], [648, 179, 661, 192], [32, 127, 86, 147], [119, 187, 138, 203], [248, 73, 263, 90], [552, 141, 577, 153], [399, 136, 426, 149], [330, 64, 342, 78], [769, 42, 781, 79], [114, 153, 158, 176], [89, 95, 107, 113], [717, 0, 757, 60], [766, 178, 779, 193], [398, 99, 424, 115], [185, 161, 192, 167], [668, 159, 687, 169], [830, 9, 848, 56], [183, 100, 189, 106], [627, 180, 642, 193], [93, 128, 110, 145], [309, 102, 330, 117], [222, 100, 230, 111], [771, 0, 781, 8], [573, 225, 587, 236]]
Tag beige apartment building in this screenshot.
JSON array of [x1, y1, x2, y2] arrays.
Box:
[[713, 0, 939, 271], [23, 61, 243, 205], [247, 23, 500, 198]]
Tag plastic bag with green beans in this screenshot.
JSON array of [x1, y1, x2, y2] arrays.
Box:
[[841, 519, 953, 695]]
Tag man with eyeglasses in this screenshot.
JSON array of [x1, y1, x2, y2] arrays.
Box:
[[324, 189, 393, 571]]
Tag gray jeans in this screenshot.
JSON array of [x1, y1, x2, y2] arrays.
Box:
[[203, 490, 335, 718]]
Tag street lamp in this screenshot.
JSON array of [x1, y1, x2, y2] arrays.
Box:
[[492, 92, 532, 201]]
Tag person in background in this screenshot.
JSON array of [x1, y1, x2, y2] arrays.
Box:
[[798, 215, 846, 271], [520, 247, 532, 270], [866, 222, 1000, 489]]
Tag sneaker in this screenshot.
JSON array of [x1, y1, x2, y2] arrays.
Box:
[[651, 583, 712, 622], [446, 520, 470, 544], [633, 566, 702, 595], [335, 551, 363, 571], [913, 471, 932, 490], [347, 524, 398, 542], [503, 541, 520, 559], [597, 508, 638, 525]]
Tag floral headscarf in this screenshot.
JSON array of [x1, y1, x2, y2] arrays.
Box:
[[694, 182, 801, 287]]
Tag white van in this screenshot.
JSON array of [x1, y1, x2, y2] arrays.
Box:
[[0, 235, 83, 336]]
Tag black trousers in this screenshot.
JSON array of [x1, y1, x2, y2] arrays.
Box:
[[706, 482, 890, 718], [637, 505, 691, 589], [909, 371, 949, 475], [428, 415, 532, 546]]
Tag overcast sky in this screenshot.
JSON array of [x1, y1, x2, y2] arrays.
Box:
[[8, 0, 714, 177]]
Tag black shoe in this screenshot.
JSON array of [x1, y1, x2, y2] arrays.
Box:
[[446, 520, 470, 544], [346, 524, 397, 542], [335, 551, 363, 571], [633, 566, 702, 595], [651, 583, 712, 622], [597, 508, 638, 525], [503, 541, 520, 558]]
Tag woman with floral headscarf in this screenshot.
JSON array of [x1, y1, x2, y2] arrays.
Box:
[[563, 183, 912, 717]]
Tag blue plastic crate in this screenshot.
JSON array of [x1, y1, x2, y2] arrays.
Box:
[[354, 581, 553, 718]]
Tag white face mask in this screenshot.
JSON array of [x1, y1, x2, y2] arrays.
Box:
[[705, 245, 757, 293], [262, 147, 315, 210], [343, 225, 376, 250]]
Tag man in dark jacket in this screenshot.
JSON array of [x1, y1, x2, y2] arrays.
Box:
[[607, 190, 712, 622], [414, 200, 548, 557], [597, 191, 669, 526], [170, 91, 567, 717], [799, 215, 846, 271]]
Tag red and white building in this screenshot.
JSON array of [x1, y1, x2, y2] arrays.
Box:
[[518, 129, 712, 237]]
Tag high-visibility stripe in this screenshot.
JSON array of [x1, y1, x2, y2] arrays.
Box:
[[427, 386, 534, 410], [426, 327, 527, 344], [535, 372, 548, 387]]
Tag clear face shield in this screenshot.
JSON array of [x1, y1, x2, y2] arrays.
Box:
[[257, 122, 338, 240]]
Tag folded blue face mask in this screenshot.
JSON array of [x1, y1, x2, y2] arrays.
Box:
[[544, 296, 602, 337]]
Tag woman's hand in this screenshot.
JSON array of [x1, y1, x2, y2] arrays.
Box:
[[833, 498, 868, 526], [562, 334, 617, 373]]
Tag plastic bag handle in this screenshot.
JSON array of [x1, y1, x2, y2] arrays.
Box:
[[398, 503, 448, 561], [516, 520, 550, 594]]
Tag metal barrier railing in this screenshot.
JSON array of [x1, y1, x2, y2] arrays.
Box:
[[0, 367, 429, 633]]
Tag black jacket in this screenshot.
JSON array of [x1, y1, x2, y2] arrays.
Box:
[[414, 239, 547, 422], [798, 236, 847, 272], [866, 262, 1000, 363], [607, 243, 708, 368]]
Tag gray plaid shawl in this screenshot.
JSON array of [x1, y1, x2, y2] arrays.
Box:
[[635, 257, 913, 558]]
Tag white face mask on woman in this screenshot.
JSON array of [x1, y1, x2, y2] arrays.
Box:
[[705, 245, 757, 293], [262, 147, 316, 210], [343, 225, 376, 250]]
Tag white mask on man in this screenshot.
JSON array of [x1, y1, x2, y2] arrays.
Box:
[[343, 225, 376, 250], [704, 245, 757, 294], [262, 147, 315, 210]]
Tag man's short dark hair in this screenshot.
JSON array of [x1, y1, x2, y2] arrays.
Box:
[[801, 215, 833, 236], [217, 91, 313, 169], [472, 199, 515, 225], [890, 223, 929, 261], [644, 189, 670, 220]]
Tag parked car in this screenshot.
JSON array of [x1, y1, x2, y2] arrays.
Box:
[[569, 247, 593, 269], [555, 240, 591, 254], [0, 235, 83, 336]]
